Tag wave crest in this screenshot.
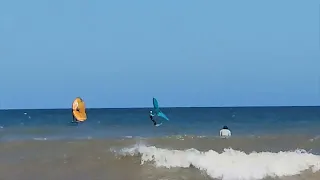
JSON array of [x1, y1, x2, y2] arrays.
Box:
[[116, 144, 320, 180]]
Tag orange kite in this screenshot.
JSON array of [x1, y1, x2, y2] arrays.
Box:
[[72, 97, 87, 122]]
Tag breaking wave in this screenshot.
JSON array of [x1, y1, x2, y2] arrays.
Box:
[[116, 144, 320, 180]]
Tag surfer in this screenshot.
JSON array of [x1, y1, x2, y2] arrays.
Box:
[[219, 125, 231, 138], [72, 108, 79, 123], [72, 99, 79, 123], [71, 97, 87, 123], [149, 110, 157, 126], [149, 98, 169, 127]]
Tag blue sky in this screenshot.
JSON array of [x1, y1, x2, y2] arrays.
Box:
[[0, 0, 319, 109]]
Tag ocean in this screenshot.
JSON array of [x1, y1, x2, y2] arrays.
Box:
[[0, 106, 320, 180]]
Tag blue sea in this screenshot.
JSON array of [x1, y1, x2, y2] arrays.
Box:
[[1, 107, 320, 180]]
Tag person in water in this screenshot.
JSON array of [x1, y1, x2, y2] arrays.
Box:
[[149, 110, 157, 126], [72, 108, 80, 123], [219, 125, 231, 138], [72, 98, 81, 123], [72, 111, 77, 123]]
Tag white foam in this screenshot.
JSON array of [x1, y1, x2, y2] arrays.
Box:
[[118, 144, 320, 180], [33, 137, 47, 141]]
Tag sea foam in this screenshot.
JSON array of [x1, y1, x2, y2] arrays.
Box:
[[117, 144, 320, 180]]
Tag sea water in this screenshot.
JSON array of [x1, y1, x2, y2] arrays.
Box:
[[0, 107, 320, 180]]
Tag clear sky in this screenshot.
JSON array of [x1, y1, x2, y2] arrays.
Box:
[[0, 0, 319, 109]]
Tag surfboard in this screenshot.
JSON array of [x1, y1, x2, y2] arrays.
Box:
[[155, 123, 163, 127], [72, 97, 87, 122]]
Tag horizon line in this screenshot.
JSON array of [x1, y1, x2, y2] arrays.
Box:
[[0, 105, 319, 110]]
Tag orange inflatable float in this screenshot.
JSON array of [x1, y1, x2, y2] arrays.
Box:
[[72, 97, 87, 122]]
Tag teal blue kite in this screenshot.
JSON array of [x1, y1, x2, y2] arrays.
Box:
[[152, 97, 169, 121]]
